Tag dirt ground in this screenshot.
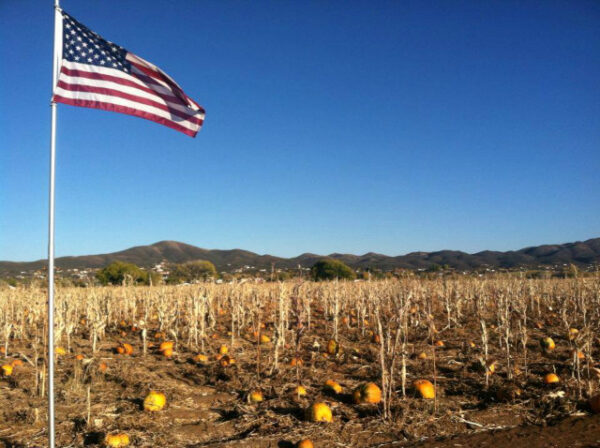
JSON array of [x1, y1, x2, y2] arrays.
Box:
[[0, 299, 599, 447]]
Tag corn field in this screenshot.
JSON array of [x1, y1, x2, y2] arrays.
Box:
[[0, 276, 599, 447]]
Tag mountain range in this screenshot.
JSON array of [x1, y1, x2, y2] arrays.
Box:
[[1, 238, 599, 276]]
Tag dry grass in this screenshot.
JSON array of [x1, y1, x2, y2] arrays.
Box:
[[0, 276, 598, 446]]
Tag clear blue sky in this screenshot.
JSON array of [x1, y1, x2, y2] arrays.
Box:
[[1, 1, 599, 262]]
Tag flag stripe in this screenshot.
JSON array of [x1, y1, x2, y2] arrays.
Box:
[[126, 53, 191, 103], [56, 80, 204, 125], [53, 94, 198, 137], [53, 87, 202, 133], [128, 63, 201, 113], [61, 61, 192, 109], [58, 68, 203, 120], [58, 71, 191, 117]]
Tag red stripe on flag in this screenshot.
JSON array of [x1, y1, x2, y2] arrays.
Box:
[[60, 66, 190, 108], [53, 95, 201, 137], [128, 60, 195, 109], [56, 80, 204, 125]]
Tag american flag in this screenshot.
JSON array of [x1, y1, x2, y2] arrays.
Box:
[[52, 11, 205, 137]]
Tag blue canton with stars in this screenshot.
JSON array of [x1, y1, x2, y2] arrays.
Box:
[[62, 11, 132, 73]]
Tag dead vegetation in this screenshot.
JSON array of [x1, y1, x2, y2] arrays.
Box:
[[0, 276, 599, 446]]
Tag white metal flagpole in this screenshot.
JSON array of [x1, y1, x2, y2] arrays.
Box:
[[48, 1, 61, 447]]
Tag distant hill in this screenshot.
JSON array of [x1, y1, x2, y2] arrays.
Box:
[[0, 238, 598, 276]]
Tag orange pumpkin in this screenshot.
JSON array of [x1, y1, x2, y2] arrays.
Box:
[[143, 390, 166, 412], [324, 379, 342, 394], [543, 373, 560, 384], [413, 379, 435, 399], [326, 339, 339, 355], [289, 357, 303, 367], [104, 433, 130, 447], [193, 354, 208, 364], [353, 382, 382, 404], [248, 389, 264, 403], [159, 341, 174, 352], [306, 402, 332, 422], [293, 385, 307, 397], [540, 337, 555, 351], [122, 343, 133, 355]]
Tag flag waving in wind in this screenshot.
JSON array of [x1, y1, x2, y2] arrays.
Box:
[[52, 11, 205, 137]]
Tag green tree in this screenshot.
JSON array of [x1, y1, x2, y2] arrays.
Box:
[[167, 260, 217, 284], [311, 259, 356, 281], [96, 261, 149, 285]]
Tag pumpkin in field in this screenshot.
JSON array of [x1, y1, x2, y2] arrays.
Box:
[[104, 433, 130, 447], [55, 347, 67, 356], [219, 345, 228, 355], [122, 343, 134, 355], [589, 394, 600, 413], [413, 379, 435, 399], [540, 337, 555, 351], [324, 379, 342, 394], [248, 389, 264, 403], [143, 391, 166, 412], [193, 354, 208, 364], [574, 350, 585, 360], [75, 354, 85, 361], [326, 339, 339, 356], [159, 341, 174, 352], [417, 352, 428, 360], [568, 328, 579, 341], [434, 340, 445, 347], [161, 347, 173, 358], [98, 362, 108, 373], [289, 357, 303, 367], [306, 402, 332, 422], [353, 382, 382, 404], [543, 373, 560, 384], [219, 355, 235, 367], [1, 364, 13, 377], [297, 440, 314, 448], [293, 385, 307, 397], [260, 334, 271, 344], [11, 359, 23, 367]]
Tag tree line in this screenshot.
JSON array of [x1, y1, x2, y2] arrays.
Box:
[[95, 258, 359, 285]]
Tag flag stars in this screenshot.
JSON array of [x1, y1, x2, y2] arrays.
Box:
[[61, 13, 130, 73]]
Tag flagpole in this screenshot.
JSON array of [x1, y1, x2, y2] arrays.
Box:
[[48, 1, 60, 447]]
